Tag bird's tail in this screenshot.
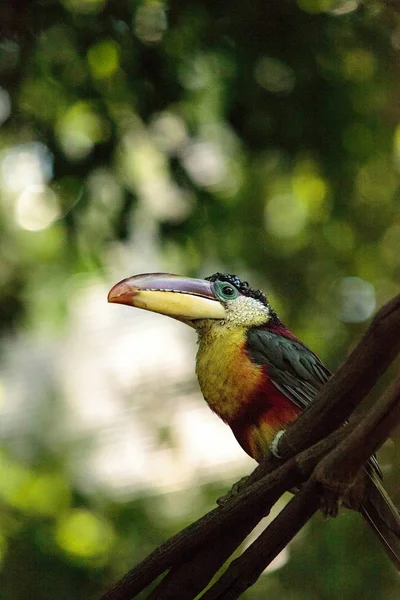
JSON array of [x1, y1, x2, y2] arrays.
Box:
[[361, 472, 400, 571]]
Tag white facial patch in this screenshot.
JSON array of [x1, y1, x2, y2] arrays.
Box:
[[223, 295, 270, 327]]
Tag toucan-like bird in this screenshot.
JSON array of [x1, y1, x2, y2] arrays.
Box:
[[108, 271, 400, 568]]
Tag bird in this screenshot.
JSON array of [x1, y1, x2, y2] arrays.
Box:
[[108, 271, 400, 568]]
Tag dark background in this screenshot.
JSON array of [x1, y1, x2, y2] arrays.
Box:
[[0, 1, 399, 598]]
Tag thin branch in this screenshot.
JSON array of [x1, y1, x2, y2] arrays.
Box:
[[146, 518, 258, 600], [99, 468, 287, 600], [99, 461, 294, 600], [314, 373, 400, 492], [200, 481, 320, 600]]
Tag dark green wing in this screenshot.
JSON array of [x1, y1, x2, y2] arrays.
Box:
[[247, 327, 331, 410]]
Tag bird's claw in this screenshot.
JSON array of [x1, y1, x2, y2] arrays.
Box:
[[270, 430, 285, 458], [217, 476, 249, 507]]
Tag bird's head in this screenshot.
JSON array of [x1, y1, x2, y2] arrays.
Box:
[[108, 272, 279, 331]]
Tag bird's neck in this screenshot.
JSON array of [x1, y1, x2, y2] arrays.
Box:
[[195, 323, 265, 423]]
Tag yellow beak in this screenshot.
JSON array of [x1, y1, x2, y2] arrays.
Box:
[[108, 273, 226, 323]]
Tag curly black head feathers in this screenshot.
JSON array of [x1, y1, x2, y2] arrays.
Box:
[[205, 272, 279, 321]]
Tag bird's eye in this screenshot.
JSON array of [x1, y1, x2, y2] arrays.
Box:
[[222, 285, 235, 296], [214, 281, 239, 301]]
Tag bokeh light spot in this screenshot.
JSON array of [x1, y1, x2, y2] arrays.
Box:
[[181, 141, 227, 188], [8, 473, 71, 516], [134, 2, 167, 44], [265, 194, 308, 238], [292, 173, 328, 221], [87, 40, 120, 79], [0, 86, 11, 125], [56, 509, 115, 561], [338, 277, 375, 323], [87, 168, 123, 207], [178, 54, 214, 90], [150, 112, 188, 153], [330, 0, 360, 15], [342, 49, 376, 82], [356, 155, 397, 204], [0, 451, 30, 505], [1, 142, 53, 194], [56, 102, 109, 160], [254, 57, 295, 94], [15, 185, 60, 231]]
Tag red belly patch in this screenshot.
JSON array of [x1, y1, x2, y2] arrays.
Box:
[[229, 375, 301, 461]]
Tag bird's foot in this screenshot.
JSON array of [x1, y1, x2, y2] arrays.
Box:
[[217, 476, 249, 507], [270, 430, 286, 458]]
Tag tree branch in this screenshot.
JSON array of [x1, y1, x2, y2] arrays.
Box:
[[314, 373, 400, 494], [100, 428, 347, 600], [145, 427, 350, 600], [200, 480, 321, 600]]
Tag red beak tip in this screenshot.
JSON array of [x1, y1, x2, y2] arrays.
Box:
[[107, 281, 139, 304]]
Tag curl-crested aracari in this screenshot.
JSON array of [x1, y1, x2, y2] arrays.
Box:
[[108, 271, 400, 568]]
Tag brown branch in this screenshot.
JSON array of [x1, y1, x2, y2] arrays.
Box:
[[100, 428, 347, 600], [314, 373, 400, 493], [200, 481, 321, 600], [146, 518, 258, 600], [99, 466, 288, 600], [101, 292, 400, 600], [99, 460, 297, 600]]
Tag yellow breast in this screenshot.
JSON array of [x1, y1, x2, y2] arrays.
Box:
[[195, 326, 264, 422]]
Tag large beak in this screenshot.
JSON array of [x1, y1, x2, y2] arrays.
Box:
[[108, 273, 226, 323]]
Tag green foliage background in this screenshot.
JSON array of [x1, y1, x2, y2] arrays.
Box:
[[0, 0, 399, 598]]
